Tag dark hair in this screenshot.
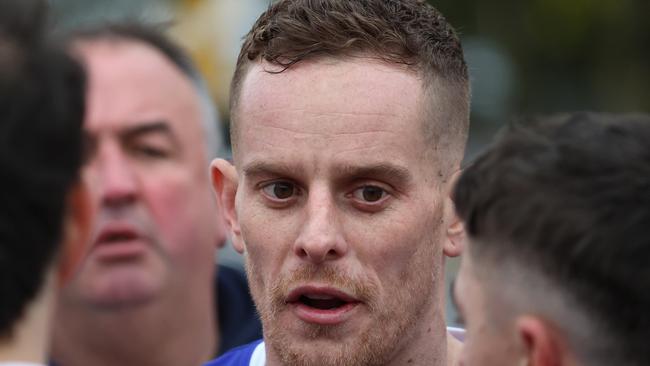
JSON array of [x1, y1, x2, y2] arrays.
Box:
[[454, 112, 650, 365], [230, 0, 470, 169], [0, 0, 86, 337]]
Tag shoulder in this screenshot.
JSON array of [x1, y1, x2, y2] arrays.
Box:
[[204, 340, 263, 366]]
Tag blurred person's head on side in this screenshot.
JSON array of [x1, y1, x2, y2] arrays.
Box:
[[0, 0, 90, 363], [211, 0, 470, 365], [50, 24, 246, 366], [454, 112, 650, 366]]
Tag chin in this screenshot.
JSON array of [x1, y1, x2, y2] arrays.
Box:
[[75, 270, 163, 309]]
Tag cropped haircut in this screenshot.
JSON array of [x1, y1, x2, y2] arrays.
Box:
[[0, 0, 85, 336], [454, 112, 650, 366], [63, 23, 227, 159], [230, 0, 470, 173]]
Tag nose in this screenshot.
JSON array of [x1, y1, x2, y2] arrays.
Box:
[[293, 187, 348, 264], [88, 141, 138, 208]]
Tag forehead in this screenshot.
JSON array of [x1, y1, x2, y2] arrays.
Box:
[[237, 58, 425, 128], [75, 39, 203, 139], [234, 59, 430, 168]]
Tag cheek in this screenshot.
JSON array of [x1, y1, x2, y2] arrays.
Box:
[[144, 178, 216, 258], [237, 199, 296, 284], [347, 201, 444, 281]]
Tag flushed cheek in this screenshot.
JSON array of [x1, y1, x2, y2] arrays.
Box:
[[144, 181, 213, 260]]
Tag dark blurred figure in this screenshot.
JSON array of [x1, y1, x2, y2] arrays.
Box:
[[50, 24, 261, 366], [0, 0, 91, 364], [454, 112, 650, 366]]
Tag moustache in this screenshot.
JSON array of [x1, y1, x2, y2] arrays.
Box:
[[269, 265, 380, 311]]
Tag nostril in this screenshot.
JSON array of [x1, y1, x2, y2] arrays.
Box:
[[296, 247, 308, 258]]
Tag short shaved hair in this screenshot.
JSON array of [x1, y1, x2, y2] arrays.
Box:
[[230, 0, 470, 176]]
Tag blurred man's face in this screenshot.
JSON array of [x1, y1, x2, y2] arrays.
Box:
[[455, 248, 521, 366], [63, 40, 224, 308], [225, 59, 457, 366]]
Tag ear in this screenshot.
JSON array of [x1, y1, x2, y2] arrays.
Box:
[[443, 169, 465, 257], [516, 316, 564, 366], [211, 158, 244, 254], [58, 182, 93, 285]]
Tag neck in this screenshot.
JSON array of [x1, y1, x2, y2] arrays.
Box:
[[386, 303, 452, 366], [0, 270, 56, 365], [51, 287, 217, 366]]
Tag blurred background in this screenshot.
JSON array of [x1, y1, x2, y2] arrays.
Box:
[[50, 0, 650, 326]]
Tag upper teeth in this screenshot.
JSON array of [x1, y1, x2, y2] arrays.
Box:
[[305, 294, 335, 300]]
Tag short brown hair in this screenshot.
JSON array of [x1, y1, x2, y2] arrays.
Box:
[[454, 112, 650, 365], [231, 0, 470, 173]]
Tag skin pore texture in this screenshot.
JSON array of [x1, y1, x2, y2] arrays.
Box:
[[52, 39, 225, 366], [213, 58, 464, 366]]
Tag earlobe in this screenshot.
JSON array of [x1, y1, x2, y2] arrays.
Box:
[[210, 158, 244, 254], [444, 199, 465, 257], [58, 182, 93, 285], [444, 170, 465, 257]]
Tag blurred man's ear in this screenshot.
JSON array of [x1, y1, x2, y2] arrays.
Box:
[[444, 169, 465, 257], [211, 159, 244, 254], [517, 316, 564, 366], [58, 182, 93, 285]]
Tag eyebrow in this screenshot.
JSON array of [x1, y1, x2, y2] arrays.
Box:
[[242, 161, 299, 179], [118, 120, 175, 140], [242, 161, 413, 188], [335, 163, 412, 188]]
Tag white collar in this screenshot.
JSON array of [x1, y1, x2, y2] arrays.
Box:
[[249, 342, 265, 366]]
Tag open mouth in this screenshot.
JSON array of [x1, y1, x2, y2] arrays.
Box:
[[298, 294, 349, 310], [96, 228, 140, 245], [287, 286, 360, 325], [287, 286, 359, 310], [101, 232, 137, 243]]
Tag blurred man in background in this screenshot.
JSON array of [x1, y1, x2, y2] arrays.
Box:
[[210, 0, 470, 365], [0, 0, 90, 364], [454, 112, 650, 366], [51, 25, 261, 366]]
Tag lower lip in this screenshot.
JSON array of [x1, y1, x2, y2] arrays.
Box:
[[92, 239, 148, 261], [290, 301, 360, 326]]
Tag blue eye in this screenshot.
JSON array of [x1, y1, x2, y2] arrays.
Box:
[[262, 181, 295, 200]]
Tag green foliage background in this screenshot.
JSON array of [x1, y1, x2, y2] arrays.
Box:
[[429, 0, 649, 157]]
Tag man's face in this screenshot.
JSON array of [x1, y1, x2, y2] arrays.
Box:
[[228, 59, 458, 365], [63, 40, 224, 308], [455, 248, 521, 366]]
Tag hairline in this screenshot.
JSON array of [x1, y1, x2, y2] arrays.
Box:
[[72, 33, 226, 161], [230, 54, 469, 175]]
